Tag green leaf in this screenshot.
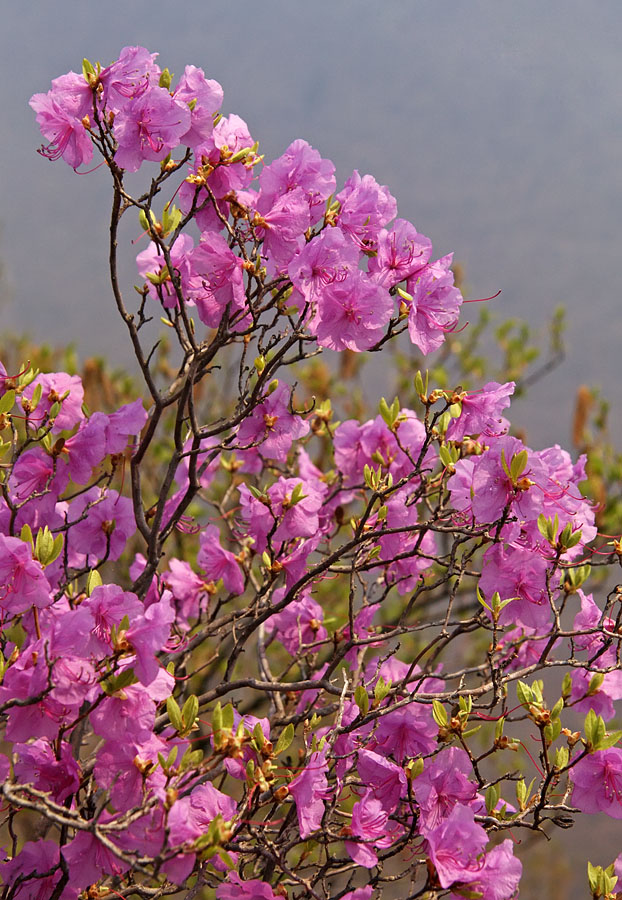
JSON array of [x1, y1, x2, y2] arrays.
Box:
[[553, 746, 569, 770], [432, 700, 448, 727], [354, 685, 369, 716], [516, 681, 533, 708], [86, 569, 103, 595], [550, 697, 564, 719], [30, 383, 42, 411], [0, 389, 15, 415], [212, 702, 223, 736], [82, 58, 95, 80], [221, 702, 235, 731], [159, 68, 173, 89], [216, 847, 235, 869], [102, 667, 138, 695], [598, 729, 622, 750], [166, 745, 179, 768], [34, 527, 54, 567], [379, 397, 393, 427], [537, 514, 552, 542], [476, 585, 491, 612], [584, 709, 606, 751], [4, 621, 26, 649], [414, 370, 425, 397], [181, 694, 199, 733], [587, 672, 605, 695], [543, 717, 561, 746], [485, 783, 500, 814], [20, 523, 34, 550], [509, 449, 528, 482], [515, 778, 527, 809], [274, 723, 295, 757], [167, 697, 184, 733], [180, 746, 204, 772], [374, 676, 391, 705]]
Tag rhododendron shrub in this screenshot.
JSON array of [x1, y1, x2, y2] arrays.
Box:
[[2, 46, 620, 899]]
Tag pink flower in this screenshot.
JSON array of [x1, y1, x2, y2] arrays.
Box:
[[446, 381, 515, 441], [371, 703, 437, 761], [198, 524, 245, 595], [456, 840, 522, 900], [236, 382, 309, 462], [368, 218, 432, 288], [570, 748, 622, 818], [336, 170, 397, 249], [345, 791, 403, 867], [136, 233, 194, 308], [24, 371, 85, 432], [425, 804, 488, 888], [289, 226, 359, 301], [269, 588, 327, 655], [95, 734, 167, 812], [255, 187, 310, 273], [126, 593, 175, 685], [259, 139, 336, 225], [1, 840, 78, 900], [288, 746, 331, 838], [187, 232, 247, 326], [62, 823, 129, 889], [0, 534, 52, 614], [113, 85, 191, 172], [309, 270, 393, 352], [216, 872, 278, 900], [412, 748, 478, 832], [173, 65, 223, 147], [30, 73, 94, 170], [14, 739, 81, 804], [100, 46, 161, 109], [406, 255, 463, 354], [68, 487, 136, 563]]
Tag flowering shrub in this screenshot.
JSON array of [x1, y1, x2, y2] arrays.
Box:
[[1, 45, 621, 899]]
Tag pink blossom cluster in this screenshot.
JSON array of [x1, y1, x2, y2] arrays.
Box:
[[2, 44, 618, 899]]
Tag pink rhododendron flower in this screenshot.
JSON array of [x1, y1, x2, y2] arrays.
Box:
[[259, 139, 336, 224], [268, 588, 327, 655], [216, 872, 279, 900], [288, 746, 331, 838], [345, 791, 403, 867], [198, 524, 245, 595], [114, 85, 191, 172], [173, 65, 223, 147], [406, 255, 463, 354], [100, 45, 161, 109], [445, 381, 514, 441], [236, 382, 309, 462], [570, 748, 622, 818], [336, 170, 398, 248], [30, 75, 94, 169], [368, 218, 432, 288], [24, 371, 85, 432], [289, 226, 359, 301], [0, 534, 52, 614], [309, 270, 393, 352], [1, 840, 78, 900], [425, 804, 488, 888], [14, 739, 81, 804], [68, 487, 136, 563]]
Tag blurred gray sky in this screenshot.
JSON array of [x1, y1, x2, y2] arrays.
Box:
[[2, 1, 622, 893]]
